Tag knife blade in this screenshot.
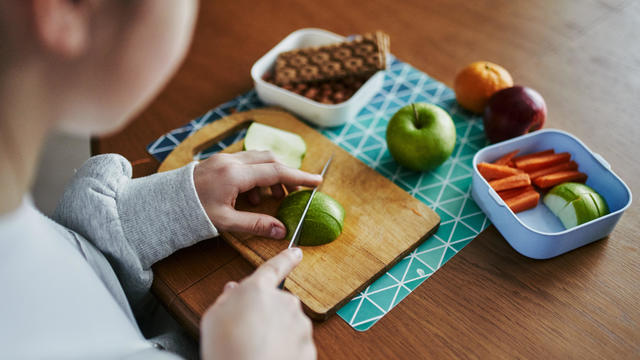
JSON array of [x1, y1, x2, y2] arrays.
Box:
[[277, 154, 333, 289]]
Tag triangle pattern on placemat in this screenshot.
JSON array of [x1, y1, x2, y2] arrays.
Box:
[[145, 55, 490, 333]]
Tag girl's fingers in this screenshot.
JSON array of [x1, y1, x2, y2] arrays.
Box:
[[245, 248, 303, 288], [239, 163, 322, 192], [233, 150, 277, 164], [271, 184, 285, 199], [217, 208, 287, 239], [247, 185, 285, 205], [224, 281, 239, 291], [285, 184, 300, 194], [214, 281, 239, 304], [247, 187, 261, 205]]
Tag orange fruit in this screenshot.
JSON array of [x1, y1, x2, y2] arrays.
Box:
[[454, 61, 513, 114]]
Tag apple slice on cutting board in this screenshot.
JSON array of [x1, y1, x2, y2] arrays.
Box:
[[244, 122, 307, 168]]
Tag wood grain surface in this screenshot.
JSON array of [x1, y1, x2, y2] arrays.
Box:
[[93, 0, 640, 358], [157, 108, 440, 318]]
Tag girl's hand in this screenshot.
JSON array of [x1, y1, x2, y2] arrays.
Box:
[[194, 150, 322, 239], [200, 248, 316, 360]]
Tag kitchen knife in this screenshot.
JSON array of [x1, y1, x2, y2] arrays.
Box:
[[277, 154, 333, 290]]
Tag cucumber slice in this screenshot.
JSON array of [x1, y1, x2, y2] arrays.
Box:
[[542, 182, 609, 230], [243, 122, 306, 168]]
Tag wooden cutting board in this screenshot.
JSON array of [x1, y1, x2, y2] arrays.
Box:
[[158, 108, 440, 319]]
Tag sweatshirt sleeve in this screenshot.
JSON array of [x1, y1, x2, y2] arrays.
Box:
[[53, 154, 218, 309]]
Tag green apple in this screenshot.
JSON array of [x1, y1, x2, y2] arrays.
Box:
[[243, 122, 306, 168], [386, 103, 456, 171], [543, 182, 609, 230], [276, 190, 345, 246]]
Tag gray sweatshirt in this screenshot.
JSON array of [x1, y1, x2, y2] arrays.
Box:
[[0, 154, 218, 359]]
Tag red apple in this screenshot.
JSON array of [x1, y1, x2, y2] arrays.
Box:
[[483, 86, 547, 143]]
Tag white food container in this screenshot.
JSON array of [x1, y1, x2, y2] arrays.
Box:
[[250, 28, 385, 127], [471, 129, 632, 259]]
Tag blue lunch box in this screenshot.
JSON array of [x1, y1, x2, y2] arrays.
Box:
[[471, 129, 632, 259]]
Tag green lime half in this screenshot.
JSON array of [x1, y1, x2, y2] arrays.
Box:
[[543, 182, 609, 229], [276, 190, 345, 246], [243, 122, 306, 168]]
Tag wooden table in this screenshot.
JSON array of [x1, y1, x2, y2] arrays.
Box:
[[93, 0, 640, 358]]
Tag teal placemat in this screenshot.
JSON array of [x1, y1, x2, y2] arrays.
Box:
[[147, 55, 490, 331]]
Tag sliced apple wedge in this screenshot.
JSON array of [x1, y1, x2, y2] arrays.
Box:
[[543, 182, 609, 230], [243, 122, 306, 168], [276, 190, 345, 246]]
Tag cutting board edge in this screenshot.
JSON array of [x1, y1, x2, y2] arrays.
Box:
[[221, 232, 265, 268], [222, 219, 441, 320], [305, 219, 441, 320]]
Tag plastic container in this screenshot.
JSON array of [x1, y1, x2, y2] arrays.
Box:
[[471, 129, 632, 259], [250, 28, 385, 127]]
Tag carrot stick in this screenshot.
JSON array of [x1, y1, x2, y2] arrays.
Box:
[[493, 150, 519, 166], [514, 152, 571, 172], [489, 173, 531, 192], [528, 161, 578, 179], [505, 189, 540, 213], [533, 171, 588, 189], [498, 185, 535, 200], [477, 162, 523, 180], [512, 149, 554, 163]]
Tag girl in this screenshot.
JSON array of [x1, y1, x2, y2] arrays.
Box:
[[0, 1, 317, 359]]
